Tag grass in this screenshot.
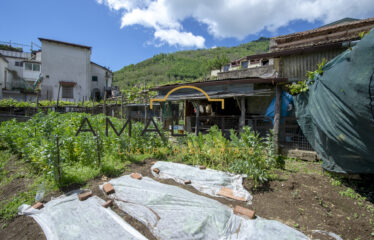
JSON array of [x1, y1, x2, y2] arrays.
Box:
[[0, 150, 58, 221]]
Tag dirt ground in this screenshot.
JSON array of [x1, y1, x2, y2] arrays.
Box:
[[1, 158, 373, 240]]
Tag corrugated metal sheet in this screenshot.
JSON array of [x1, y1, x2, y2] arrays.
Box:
[[280, 48, 344, 81]]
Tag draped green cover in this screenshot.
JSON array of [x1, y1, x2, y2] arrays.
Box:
[[294, 29, 374, 173]]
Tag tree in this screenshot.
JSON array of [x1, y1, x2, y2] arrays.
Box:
[[208, 55, 230, 71]]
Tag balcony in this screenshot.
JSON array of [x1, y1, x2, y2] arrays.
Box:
[[217, 65, 276, 80]]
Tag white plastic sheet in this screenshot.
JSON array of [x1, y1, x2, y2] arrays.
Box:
[[151, 161, 252, 203], [18, 191, 147, 240], [104, 175, 309, 240]]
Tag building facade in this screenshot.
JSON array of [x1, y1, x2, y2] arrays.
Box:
[[39, 38, 112, 101]]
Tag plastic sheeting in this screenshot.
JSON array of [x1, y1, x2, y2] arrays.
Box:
[[150, 161, 252, 204], [18, 191, 148, 240], [265, 91, 294, 124], [103, 175, 309, 240], [294, 28, 374, 173]]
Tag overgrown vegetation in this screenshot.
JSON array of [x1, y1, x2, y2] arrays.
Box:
[[0, 98, 122, 108], [0, 111, 280, 188], [114, 37, 269, 88], [173, 126, 282, 186], [0, 112, 168, 187]]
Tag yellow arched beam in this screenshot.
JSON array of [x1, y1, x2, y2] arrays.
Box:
[[150, 85, 225, 109]]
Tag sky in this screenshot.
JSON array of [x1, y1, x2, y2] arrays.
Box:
[[1, 0, 374, 71]]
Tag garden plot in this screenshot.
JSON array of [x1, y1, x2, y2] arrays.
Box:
[[102, 175, 308, 240], [151, 161, 252, 203], [18, 191, 147, 240]]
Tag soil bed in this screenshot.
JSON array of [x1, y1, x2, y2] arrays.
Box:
[[1, 158, 373, 240]]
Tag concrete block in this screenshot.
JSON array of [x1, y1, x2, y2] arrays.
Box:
[[130, 173, 142, 180], [103, 183, 115, 194], [233, 205, 256, 219], [32, 202, 44, 210], [78, 191, 92, 201], [218, 187, 246, 201]]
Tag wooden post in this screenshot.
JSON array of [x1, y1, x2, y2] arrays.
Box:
[[194, 102, 199, 136], [36, 94, 39, 112], [56, 136, 61, 185], [96, 136, 101, 167], [160, 102, 164, 126], [144, 95, 147, 125], [273, 85, 282, 155], [103, 87, 107, 115], [56, 84, 61, 109], [240, 97, 246, 132], [91, 98, 94, 116], [121, 94, 124, 119]]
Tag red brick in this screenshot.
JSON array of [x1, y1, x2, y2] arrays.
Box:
[[199, 165, 206, 170], [153, 168, 160, 174], [233, 205, 256, 219], [184, 180, 191, 185], [130, 173, 142, 180], [32, 202, 44, 210], [78, 191, 92, 201], [103, 183, 115, 194], [218, 187, 246, 201], [102, 200, 113, 208]]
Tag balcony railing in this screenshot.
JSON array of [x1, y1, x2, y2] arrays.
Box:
[[217, 65, 276, 80]]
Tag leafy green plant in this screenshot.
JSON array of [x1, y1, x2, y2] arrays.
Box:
[[287, 58, 327, 95], [174, 126, 280, 186], [0, 112, 168, 187]]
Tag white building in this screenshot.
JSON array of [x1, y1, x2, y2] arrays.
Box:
[[0, 54, 8, 98], [0, 48, 41, 100], [39, 38, 112, 101]]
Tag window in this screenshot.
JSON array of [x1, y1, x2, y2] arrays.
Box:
[[25, 62, 40, 71], [15, 61, 23, 67], [32, 63, 40, 71], [25, 62, 33, 70], [62, 86, 74, 99], [241, 61, 248, 69], [92, 76, 98, 82], [223, 65, 230, 72]]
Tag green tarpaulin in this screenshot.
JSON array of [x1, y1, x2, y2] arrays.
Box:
[[294, 28, 374, 174]]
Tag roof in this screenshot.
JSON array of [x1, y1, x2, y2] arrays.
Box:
[[150, 77, 287, 91], [229, 17, 374, 65], [91, 61, 112, 72], [0, 53, 8, 63], [38, 38, 92, 50], [270, 17, 374, 52]]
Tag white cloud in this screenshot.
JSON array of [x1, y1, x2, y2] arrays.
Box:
[[97, 0, 374, 47], [154, 29, 205, 48]]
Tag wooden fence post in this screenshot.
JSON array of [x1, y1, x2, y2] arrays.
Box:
[[103, 88, 107, 116], [273, 85, 282, 155], [96, 136, 101, 167], [91, 98, 94, 116], [121, 94, 124, 119], [56, 136, 62, 185]]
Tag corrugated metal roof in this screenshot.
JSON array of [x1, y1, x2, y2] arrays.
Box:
[[150, 77, 287, 91]]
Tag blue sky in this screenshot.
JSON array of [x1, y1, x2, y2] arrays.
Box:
[[1, 0, 373, 71]]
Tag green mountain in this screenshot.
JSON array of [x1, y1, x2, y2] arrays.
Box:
[[113, 37, 270, 89]]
